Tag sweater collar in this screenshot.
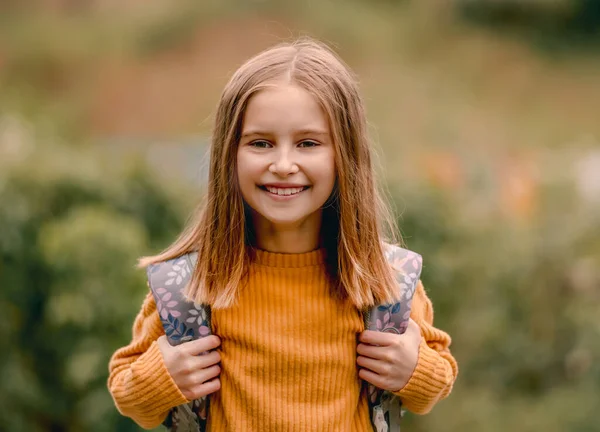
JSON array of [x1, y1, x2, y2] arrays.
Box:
[[252, 248, 325, 268]]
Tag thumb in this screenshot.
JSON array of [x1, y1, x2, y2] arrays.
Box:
[[406, 318, 422, 339], [156, 334, 173, 355]]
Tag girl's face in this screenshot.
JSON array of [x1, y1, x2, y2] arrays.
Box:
[[237, 82, 336, 231]]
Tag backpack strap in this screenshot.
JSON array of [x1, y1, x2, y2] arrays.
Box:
[[364, 244, 423, 333], [146, 252, 209, 432], [365, 244, 423, 432]]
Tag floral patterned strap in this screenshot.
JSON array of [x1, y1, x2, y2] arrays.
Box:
[[365, 245, 423, 333], [365, 244, 423, 432], [147, 252, 210, 432], [147, 253, 211, 345]]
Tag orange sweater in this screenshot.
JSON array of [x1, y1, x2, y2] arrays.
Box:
[[108, 250, 458, 431]]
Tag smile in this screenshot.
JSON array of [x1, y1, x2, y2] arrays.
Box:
[[259, 185, 310, 197]]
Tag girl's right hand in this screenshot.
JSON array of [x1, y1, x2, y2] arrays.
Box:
[[157, 334, 222, 400]]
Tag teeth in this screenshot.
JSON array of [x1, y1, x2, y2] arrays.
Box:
[[265, 186, 304, 196]]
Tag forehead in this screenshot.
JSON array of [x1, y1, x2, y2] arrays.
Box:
[[241, 83, 330, 135]]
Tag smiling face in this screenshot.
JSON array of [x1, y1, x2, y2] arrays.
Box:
[[237, 82, 336, 233]]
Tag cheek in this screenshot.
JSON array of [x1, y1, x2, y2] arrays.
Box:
[[236, 156, 265, 204], [236, 155, 252, 201], [320, 155, 336, 191], [237, 154, 252, 181], [306, 158, 336, 204]]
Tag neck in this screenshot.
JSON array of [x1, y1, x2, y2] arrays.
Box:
[[251, 214, 322, 254]]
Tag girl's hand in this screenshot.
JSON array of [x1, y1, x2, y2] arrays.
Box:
[[357, 318, 422, 392], [157, 334, 222, 400]]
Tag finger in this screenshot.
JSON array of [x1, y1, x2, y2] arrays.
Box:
[[356, 355, 387, 375], [405, 319, 424, 345], [407, 318, 422, 335], [157, 335, 169, 349], [192, 364, 221, 386], [358, 368, 387, 389], [359, 330, 397, 346], [182, 335, 221, 356], [356, 343, 386, 360], [190, 378, 221, 400], [157, 335, 177, 356], [191, 349, 221, 369]]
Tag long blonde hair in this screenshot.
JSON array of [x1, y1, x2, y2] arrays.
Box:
[[140, 38, 401, 309]]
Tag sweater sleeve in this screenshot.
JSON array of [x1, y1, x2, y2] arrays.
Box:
[[107, 291, 189, 429], [393, 280, 458, 414]]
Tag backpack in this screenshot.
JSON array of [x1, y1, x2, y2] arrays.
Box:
[[147, 244, 422, 432]]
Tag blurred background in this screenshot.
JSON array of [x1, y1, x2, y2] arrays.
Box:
[[1, 0, 599, 431]]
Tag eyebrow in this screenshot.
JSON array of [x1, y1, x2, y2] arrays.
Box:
[[241, 129, 330, 138]]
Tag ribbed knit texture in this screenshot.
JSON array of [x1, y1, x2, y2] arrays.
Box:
[[108, 249, 458, 431], [208, 249, 370, 431]]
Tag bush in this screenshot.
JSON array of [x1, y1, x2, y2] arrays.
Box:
[[0, 118, 187, 431], [395, 175, 600, 431]]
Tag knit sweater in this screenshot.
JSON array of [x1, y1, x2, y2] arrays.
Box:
[[108, 250, 458, 431]]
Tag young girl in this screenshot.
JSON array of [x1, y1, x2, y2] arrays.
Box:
[[108, 38, 458, 431]]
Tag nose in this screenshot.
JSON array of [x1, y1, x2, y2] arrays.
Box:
[[269, 146, 299, 176]]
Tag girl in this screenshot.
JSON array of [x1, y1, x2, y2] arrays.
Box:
[[108, 38, 458, 431]]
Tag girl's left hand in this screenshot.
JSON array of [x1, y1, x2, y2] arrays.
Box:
[[357, 318, 422, 392]]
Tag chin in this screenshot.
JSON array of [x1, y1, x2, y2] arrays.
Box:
[[262, 214, 307, 227], [256, 207, 320, 227]]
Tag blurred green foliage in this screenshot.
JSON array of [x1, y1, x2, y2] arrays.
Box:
[[395, 182, 600, 431], [459, 0, 600, 50], [0, 121, 187, 431]]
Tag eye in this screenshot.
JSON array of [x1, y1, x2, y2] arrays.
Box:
[[298, 140, 319, 148], [250, 140, 272, 149]]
